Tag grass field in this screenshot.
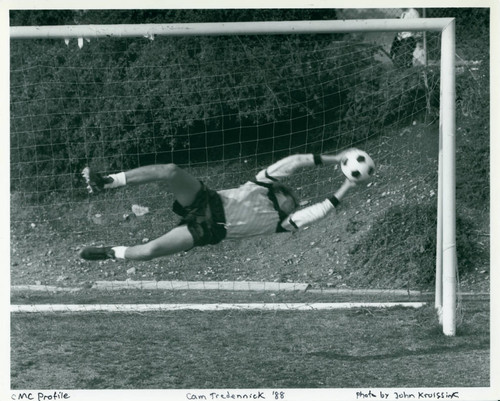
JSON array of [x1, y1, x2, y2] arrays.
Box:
[[10, 296, 490, 389]]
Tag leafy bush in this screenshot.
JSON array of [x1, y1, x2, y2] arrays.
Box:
[[11, 30, 442, 197], [340, 65, 439, 144], [10, 9, 340, 26]]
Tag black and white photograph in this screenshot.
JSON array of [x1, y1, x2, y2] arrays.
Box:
[[3, 1, 498, 400]]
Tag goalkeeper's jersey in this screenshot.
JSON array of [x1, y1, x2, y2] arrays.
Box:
[[218, 181, 281, 239], [216, 154, 337, 239]]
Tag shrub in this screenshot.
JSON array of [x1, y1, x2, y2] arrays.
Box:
[[9, 34, 380, 192], [348, 202, 485, 289], [340, 65, 439, 145]]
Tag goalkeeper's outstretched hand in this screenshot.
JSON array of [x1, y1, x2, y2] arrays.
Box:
[[342, 177, 358, 189], [331, 177, 358, 204]]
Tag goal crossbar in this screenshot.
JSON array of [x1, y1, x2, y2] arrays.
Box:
[[10, 18, 454, 39], [10, 18, 457, 335]]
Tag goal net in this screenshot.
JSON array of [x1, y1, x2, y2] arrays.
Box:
[[10, 18, 458, 334]]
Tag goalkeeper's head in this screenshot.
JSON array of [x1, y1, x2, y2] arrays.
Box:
[[272, 182, 300, 215]]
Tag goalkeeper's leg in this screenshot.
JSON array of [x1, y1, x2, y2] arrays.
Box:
[[121, 225, 194, 261], [80, 225, 194, 261], [84, 163, 202, 206]]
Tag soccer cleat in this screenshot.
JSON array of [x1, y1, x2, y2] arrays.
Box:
[[80, 246, 115, 260], [81, 167, 114, 194]]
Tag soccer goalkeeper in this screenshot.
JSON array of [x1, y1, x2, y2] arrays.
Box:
[[80, 151, 357, 261]]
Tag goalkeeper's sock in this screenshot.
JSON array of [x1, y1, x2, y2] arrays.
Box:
[[112, 246, 128, 259], [104, 172, 127, 189]]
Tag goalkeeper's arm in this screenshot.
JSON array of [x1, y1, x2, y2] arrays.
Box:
[[255, 151, 350, 183], [280, 178, 356, 231]]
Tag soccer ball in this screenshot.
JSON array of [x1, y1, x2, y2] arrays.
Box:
[[341, 149, 375, 183]]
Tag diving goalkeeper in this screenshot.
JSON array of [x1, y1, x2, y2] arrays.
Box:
[[80, 151, 357, 261]]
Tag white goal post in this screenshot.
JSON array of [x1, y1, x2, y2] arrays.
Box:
[[10, 18, 457, 336]]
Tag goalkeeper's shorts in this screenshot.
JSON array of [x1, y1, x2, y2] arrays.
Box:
[[172, 182, 227, 247]]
